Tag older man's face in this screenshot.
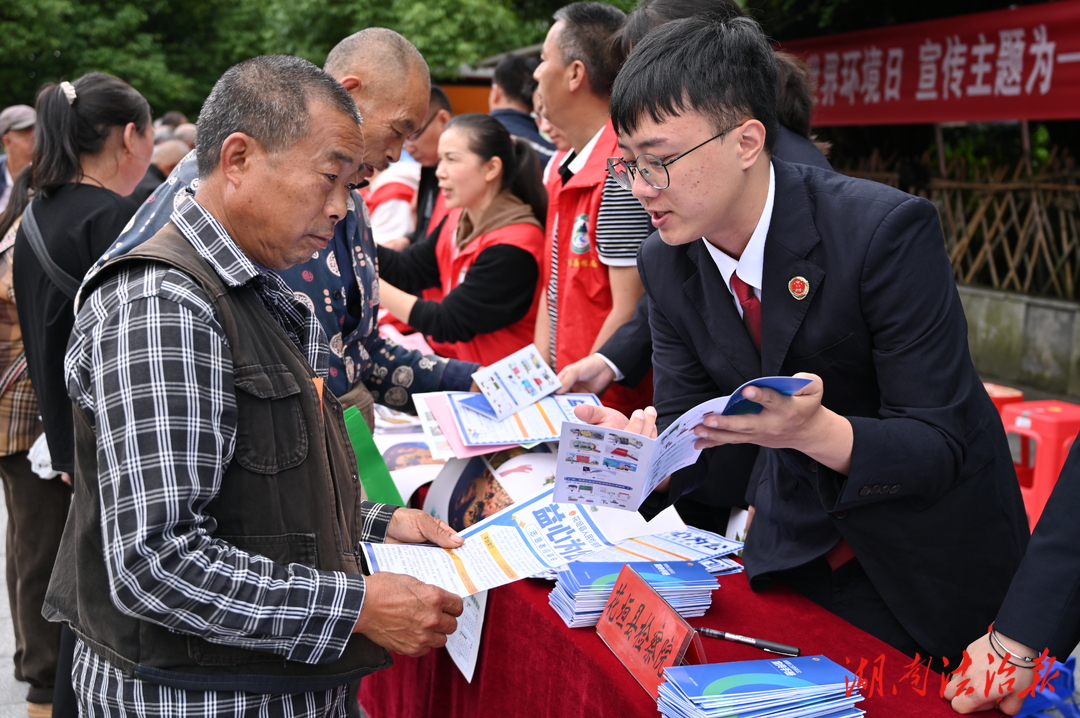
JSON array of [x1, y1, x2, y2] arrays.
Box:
[[234, 101, 365, 270], [2, 127, 35, 177], [354, 70, 429, 175]]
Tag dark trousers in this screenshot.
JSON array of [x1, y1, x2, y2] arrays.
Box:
[[0, 451, 71, 703], [772, 557, 957, 672]]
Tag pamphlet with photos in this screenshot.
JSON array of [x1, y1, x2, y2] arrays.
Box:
[[553, 376, 813, 511], [460, 344, 561, 420]]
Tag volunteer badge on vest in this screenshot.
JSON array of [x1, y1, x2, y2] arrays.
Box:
[[788, 276, 809, 300], [571, 213, 591, 254]]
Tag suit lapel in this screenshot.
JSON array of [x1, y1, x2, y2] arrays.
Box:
[[683, 240, 761, 383], [760, 160, 826, 376]]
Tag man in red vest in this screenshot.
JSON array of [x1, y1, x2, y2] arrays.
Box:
[[533, 2, 653, 416]]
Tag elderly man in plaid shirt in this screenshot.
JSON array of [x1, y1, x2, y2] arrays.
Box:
[[43, 55, 463, 717]]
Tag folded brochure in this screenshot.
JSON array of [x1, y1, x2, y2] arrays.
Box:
[[553, 376, 812, 511], [360, 487, 684, 596]]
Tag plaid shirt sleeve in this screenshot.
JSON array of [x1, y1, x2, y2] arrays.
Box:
[[66, 264, 368, 665]]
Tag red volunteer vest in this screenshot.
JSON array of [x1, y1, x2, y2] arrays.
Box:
[[378, 189, 450, 334], [427, 207, 546, 366], [544, 122, 652, 415]]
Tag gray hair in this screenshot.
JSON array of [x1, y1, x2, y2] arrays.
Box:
[[195, 54, 362, 179]]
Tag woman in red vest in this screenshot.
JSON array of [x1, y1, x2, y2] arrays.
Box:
[[377, 113, 547, 366]]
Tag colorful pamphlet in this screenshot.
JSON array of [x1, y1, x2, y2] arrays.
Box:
[[461, 344, 561, 420], [361, 487, 683, 597], [553, 376, 813, 511], [549, 560, 719, 628], [447, 391, 601, 446], [658, 656, 864, 718]]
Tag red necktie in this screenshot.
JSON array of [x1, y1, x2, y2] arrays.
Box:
[[730, 273, 761, 352]]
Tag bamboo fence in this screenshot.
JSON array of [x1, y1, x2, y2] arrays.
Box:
[[837, 149, 1080, 300]]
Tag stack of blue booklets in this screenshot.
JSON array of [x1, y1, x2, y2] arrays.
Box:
[[549, 561, 719, 628], [658, 656, 864, 718]]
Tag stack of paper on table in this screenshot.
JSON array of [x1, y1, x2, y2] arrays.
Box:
[[549, 560, 719, 628], [658, 657, 864, 718], [531, 526, 745, 580]]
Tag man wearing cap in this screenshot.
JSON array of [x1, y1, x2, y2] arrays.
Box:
[[0, 105, 35, 213]]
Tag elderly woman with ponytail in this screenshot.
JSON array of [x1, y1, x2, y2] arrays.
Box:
[[377, 113, 547, 365]]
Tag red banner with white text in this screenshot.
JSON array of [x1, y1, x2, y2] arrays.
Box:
[[777, 1, 1080, 126]]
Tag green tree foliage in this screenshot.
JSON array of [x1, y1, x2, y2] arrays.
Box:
[[2, 0, 603, 118], [263, 0, 539, 76], [1, 0, 269, 119]]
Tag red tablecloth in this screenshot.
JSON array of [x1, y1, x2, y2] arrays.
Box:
[[360, 572, 992, 718]]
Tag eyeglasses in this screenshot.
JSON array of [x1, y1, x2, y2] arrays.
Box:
[[606, 122, 745, 191], [406, 113, 438, 143]]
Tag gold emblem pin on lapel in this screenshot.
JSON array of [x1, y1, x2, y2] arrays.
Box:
[[788, 276, 809, 300]]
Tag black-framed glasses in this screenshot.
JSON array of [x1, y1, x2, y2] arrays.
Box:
[[406, 113, 438, 143], [606, 122, 745, 191]]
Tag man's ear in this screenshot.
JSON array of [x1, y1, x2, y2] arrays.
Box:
[[434, 108, 453, 133], [735, 120, 767, 170], [218, 132, 257, 187], [339, 75, 362, 98], [566, 59, 589, 94]]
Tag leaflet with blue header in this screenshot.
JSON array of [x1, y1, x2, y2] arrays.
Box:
[[360, 487, 684, 597]]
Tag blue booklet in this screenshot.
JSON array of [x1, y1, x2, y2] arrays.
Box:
[[659, 656, 863, 718], [550, 561, 720, 627]]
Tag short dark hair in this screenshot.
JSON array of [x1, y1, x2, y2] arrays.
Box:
[[616, 0, 744, 58], [31, 73, 151, 197], [610, 14, 778, 153], [552, 2, 626, 99], [493, 55, 539, 108], [430, 85, 454, 116], [195, 55, 361, 179]]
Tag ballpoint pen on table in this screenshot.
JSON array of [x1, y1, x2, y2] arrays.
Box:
[[695, 627, 801, 657]]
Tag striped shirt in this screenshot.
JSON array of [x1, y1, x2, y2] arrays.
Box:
[[65, 192, 395, 716], [545, 151, 653, 368]]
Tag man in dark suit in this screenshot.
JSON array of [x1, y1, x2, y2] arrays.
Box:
[[578, 13, 1029, 664]]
